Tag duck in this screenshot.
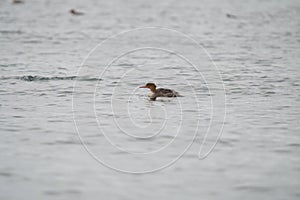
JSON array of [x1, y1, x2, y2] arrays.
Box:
[[70, 9, 84, 15], [139, 83, 182, 101]]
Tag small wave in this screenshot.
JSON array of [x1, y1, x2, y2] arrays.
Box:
[[1, 75, 102, 82], [0, 30, 23, 35], [20, 75, 77, 81], [0, 172, 13, 177]]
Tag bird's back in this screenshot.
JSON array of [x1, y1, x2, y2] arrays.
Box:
[[156, 88, 181, 97]]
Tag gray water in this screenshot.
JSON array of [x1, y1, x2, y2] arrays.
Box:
[[1, 0, 300, 199]]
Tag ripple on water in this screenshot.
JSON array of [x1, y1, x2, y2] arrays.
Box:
[[0, 75, 102, 82], [44, 189, 81, 196], [234, 185, 272, 193], [0, 171, 13, 177]]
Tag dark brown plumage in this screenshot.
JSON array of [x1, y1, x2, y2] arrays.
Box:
[[139, 83, 182, 101]]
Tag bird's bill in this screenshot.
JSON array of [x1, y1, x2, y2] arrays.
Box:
[[139, 85, 147, 88]]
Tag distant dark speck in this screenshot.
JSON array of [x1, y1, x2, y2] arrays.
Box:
[[70, 9, 84, 16], [226, 13, 237, 19], [12, 0, 23, 4]]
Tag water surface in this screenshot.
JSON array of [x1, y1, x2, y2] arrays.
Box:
[[0, 0, 299, 199]]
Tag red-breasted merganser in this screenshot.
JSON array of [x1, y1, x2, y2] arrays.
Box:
[[139, 83, 182, 101]]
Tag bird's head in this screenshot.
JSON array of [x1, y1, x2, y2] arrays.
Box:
[[139, 83, 156, 92]]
